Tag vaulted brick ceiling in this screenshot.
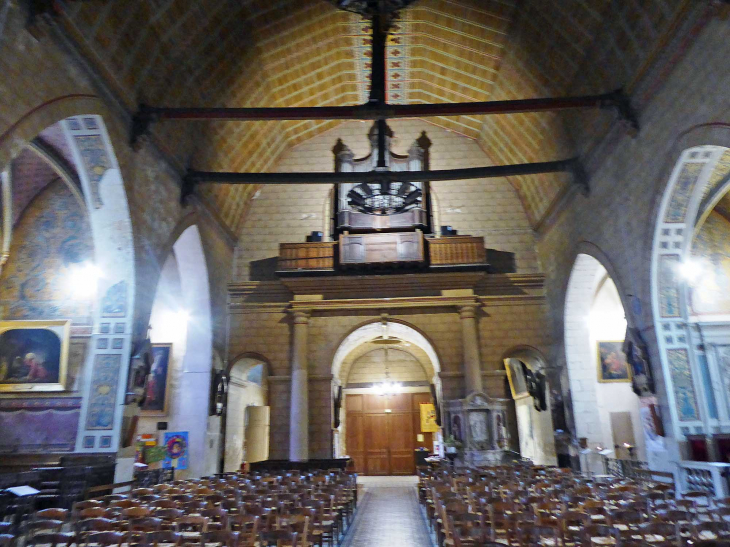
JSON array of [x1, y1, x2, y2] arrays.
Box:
[[62, 0, 686, 233]]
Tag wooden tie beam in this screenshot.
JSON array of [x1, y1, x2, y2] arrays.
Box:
[[181, 158, 589, 203]]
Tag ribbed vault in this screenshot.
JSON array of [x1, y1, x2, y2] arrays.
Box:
[[61, 0, 687, 232]]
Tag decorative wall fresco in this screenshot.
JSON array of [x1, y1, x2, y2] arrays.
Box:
[[658, 255, 681, 318], [0, 180, 93, 322], [73, 135, 110, 209], [699, 150, 730, 206], [101, 281, 127, 318], [664, 162, 703, 223], [667, 348, 700, 421], [719, 345, 730, 418], [689, 212, 730, 316], [0, 397, 81, 453], [86, 354, 121, 430]]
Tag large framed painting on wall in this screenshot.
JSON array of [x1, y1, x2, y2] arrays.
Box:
[[597, 341, 632, 383], [0, 320, 70, 392], [141, 343, 172, 416]]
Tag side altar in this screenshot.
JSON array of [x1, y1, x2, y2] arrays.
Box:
[[444, 392, 510, 467]]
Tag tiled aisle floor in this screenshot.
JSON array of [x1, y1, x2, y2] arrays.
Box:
[[341, 476, 434, 547]]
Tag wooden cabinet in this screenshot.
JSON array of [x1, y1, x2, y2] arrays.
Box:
[[345, 392, 434, 475]]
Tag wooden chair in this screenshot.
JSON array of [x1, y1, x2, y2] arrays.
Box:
[[84, 531, 125, 547], [76, 517, 119, 545], [582, 524, 619, 546], [517, 523, 560, 547], [560, 511, 589, 546], [201, 508, 230, 531], [695, 521, 730, 542], [26, 532, 75, 547], [177, 515, 209, 542], [200, 530, 240, 547], [637, 521, 679, 547], [0, 535, 14, 547], [145, 531, 183, 547]]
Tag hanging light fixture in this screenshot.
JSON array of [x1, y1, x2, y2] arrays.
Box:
[[371, 345, 403, 396]]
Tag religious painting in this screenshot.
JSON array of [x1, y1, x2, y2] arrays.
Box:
[[0, 320, 70, 392], [163, 431, 188, 470], [597, 341, 631, 383], [420, 403, 439, 433], [504, 358, 529, 399], [141, 344, 172, 416]]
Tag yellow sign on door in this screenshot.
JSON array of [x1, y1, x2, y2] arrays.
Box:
[[420, 403, 439, 433]]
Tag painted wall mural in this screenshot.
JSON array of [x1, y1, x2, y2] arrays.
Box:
[[664, 162, 703, 223], [658, 255, 681, 318], [719, 345, 730, 418], [0, 180, 93, 323], [85, 354, 121, 430], [667, 348, 700, 421], [73, 135, 110, 209], [689, 212, 730, 316]]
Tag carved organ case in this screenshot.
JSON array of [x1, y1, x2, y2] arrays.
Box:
[[332, 122, 432, 235]]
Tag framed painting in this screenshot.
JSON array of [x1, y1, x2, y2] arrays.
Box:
[[504, 358, 529, 399], [0, 320, 70, 392], [141, 343, 172, 416], [597, 340, 632, 383]]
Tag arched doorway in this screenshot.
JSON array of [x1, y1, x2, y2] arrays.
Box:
[[565, 254, 644, 473], [502, 347, 557, 466], [332, 320, 442, 475], [224, 355, 269, 472], [137, 225, 213, 479], [651, 145, 730, 463]]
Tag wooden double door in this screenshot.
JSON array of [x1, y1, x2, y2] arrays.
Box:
[[346, 392, 433, 476]]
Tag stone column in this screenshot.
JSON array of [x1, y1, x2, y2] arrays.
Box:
[[289, 309, 310, 461], [459, 304, 483, 395]]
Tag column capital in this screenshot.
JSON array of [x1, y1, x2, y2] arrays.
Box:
[[290, 308, 311, 323], [458, 303, 479, 318]]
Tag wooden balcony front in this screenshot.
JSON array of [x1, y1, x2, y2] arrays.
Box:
[[277, 234, 488, 274], [428, 236, 487, 267], [278, 242, 336, 272]]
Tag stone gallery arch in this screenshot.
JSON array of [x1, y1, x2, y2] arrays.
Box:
[[0, 110, 136, 455], [651, 145, 730, 462]]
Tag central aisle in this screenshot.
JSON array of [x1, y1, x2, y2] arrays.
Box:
[[341, 476, 433, 547]]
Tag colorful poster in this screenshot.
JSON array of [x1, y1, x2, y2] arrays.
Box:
[[163, 431, 188, 470], [420, 403, 439, 433]]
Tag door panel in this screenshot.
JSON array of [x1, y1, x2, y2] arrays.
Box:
[[365, 413, 390, 475], [345, 391, 429, 475], [389, 412, 415, 475], [346, 413, 365, 473]]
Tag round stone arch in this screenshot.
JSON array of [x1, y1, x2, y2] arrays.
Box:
[[331, 318, 443, 384], [0, 95, 136, 453], [564, 248, 644, 470], [650, 125, 730, 448], [225, 352, 271, 472], [501, 345, 557, 466]]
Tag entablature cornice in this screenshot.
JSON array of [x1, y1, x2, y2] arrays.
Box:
[[228, 273, 545, 311]]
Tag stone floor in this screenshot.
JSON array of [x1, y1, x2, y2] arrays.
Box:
[[340, 476, 434, 547]]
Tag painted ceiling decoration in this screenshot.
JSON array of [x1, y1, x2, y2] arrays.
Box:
[[54, 0, 688, 233]]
